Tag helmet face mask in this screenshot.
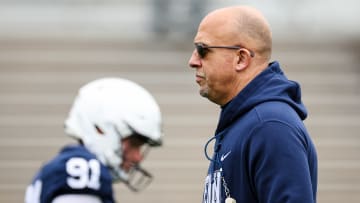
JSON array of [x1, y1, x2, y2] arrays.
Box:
[[64, 78, 163, 191], [112, 144, 154, 192], [125, 164, 153, 192], [109, 149, 154, 192]]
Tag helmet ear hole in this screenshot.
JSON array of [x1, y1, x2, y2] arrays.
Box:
[[94, 124, 105, 135]]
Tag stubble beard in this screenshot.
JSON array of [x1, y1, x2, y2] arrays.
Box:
[[198, 71, 209, 98], [199, 85, 209, 98]]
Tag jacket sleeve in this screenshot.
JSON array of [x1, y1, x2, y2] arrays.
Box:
[[247, 121, 315, 203]]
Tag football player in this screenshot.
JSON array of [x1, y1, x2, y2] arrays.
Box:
[[25, 78, 163, 203]]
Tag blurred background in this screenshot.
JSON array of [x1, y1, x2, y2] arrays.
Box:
[[0, 0, 359, 202]]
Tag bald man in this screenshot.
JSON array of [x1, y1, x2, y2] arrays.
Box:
[[188, 6, 317, 203]]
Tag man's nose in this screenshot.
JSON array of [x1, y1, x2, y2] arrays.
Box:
[[188, 49, 201, 69]]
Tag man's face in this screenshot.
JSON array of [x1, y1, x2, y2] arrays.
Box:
[[188, 15, 240, 105], [120, 136, 147, 172]]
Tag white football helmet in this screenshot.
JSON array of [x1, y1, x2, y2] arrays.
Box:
[[64, 77, 163, 191]]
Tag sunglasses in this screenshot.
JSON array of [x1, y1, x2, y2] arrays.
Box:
[[194, 43, 255, 59]]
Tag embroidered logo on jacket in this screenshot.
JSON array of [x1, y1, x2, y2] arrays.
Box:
[[220, 151, 231, 162]]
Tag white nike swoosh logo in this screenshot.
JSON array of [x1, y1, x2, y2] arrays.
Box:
[[220, 151, 231, 162]]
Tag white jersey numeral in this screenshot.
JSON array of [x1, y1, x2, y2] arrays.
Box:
[[25, 180, 42, 203], [66, 158, 101, 190]]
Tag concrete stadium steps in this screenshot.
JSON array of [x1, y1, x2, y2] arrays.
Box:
[[0, 37, 359, 203]]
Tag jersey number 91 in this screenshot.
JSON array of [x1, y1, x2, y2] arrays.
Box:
[[25, 158, 101, 203]]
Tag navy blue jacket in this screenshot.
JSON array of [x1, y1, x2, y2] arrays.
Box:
[[202, 61, 317, 203]]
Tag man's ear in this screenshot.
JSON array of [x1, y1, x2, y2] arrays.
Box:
[[235, 49, 252, 71]]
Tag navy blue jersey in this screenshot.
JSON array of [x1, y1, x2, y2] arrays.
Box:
[[25, 145, 115, 203]]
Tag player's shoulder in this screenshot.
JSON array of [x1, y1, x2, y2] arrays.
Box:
[[57, 144, 97, 160], [27, 145, 114, 203], [41, 145, 111, 180], [39, 145, 96, 175]]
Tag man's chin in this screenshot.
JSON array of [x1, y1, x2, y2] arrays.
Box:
[[199, 88, 208, 98]]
